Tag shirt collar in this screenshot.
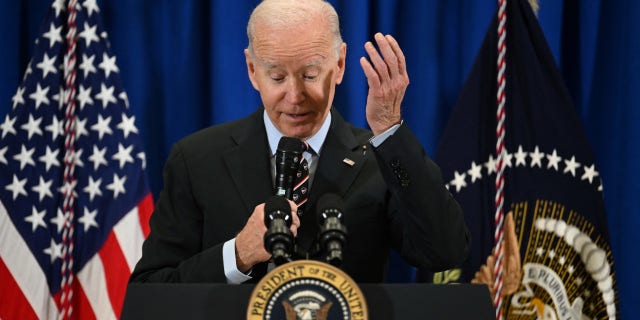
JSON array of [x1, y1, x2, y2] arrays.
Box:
[[264, 110, 331, 156]]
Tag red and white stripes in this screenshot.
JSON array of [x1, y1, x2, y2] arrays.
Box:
[[61, 0, 79, 318], [493, 0, 508, 319], [0, 194, 153, 319]]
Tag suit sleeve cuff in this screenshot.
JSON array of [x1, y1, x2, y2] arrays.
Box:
[[223, 238, 253, 284], [369, 121, 403, 147]]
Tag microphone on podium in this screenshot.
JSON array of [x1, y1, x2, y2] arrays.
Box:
[[275, 137, 305, 199], [317, 193, 348, 267], [263, 195, 294, 265]]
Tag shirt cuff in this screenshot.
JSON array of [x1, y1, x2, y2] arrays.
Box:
[[369, 121, 402, 147], [223, 238, 253, 284]]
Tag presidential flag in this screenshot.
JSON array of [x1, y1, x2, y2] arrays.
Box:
[[0, 0, 152, 319], [429, 0, 619, 318]]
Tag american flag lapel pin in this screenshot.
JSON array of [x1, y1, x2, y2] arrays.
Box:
[[343, 158, 355, 167]]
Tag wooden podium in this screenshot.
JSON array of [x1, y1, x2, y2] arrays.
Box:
[[121, 283, 494, 319]]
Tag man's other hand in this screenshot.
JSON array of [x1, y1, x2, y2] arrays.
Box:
[[235, 200, 300, 272]]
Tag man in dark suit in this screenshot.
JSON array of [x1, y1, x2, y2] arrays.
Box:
[[130, 0, 469, 284]]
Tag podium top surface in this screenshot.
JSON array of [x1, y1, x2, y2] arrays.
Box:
[[121, 283, 494, 320]]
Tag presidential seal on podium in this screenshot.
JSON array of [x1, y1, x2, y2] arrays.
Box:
[[246, 260, 368, 320]]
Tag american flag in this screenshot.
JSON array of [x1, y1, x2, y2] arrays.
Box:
[[0, 0, 152, 319]]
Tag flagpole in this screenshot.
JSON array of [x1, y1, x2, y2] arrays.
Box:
[[493, 0, 507, 319], [61, 0, 79, 318]]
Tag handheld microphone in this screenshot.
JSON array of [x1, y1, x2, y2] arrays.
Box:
[[317, 193, 348, 267], [275, 137, 305, 199], [263, 195, 294, 265]]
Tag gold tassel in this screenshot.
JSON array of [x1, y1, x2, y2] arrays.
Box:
[[528, 0, 540, 16]]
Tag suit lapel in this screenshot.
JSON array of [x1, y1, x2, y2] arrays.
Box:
[[298, 110, 369, 253], [310, 112, 367, 202], [223, 109, 274, 216]]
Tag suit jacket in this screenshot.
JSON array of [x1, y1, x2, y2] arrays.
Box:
[[130, 108, 469, 283]]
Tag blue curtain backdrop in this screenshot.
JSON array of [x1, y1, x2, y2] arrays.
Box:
[[1, 0, 637, 316]]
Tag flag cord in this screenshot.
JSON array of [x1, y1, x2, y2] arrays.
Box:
[[493, 0, 507, 319], [61, 0, 79, 319]]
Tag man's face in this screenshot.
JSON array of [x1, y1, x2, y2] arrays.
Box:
[[245, 19, 346, 140]]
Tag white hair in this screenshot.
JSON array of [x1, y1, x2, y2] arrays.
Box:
[[246, 0, 343, 59]]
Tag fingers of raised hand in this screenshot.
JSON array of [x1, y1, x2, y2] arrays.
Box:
[[374, 33, 402, 77], [364, 35, 389, 83], [361, 33, 409, 88], [384, 34, 407, 76], [359, 56, 378, 88]]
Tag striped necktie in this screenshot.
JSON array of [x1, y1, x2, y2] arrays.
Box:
[[292, 142, 310, 216]]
